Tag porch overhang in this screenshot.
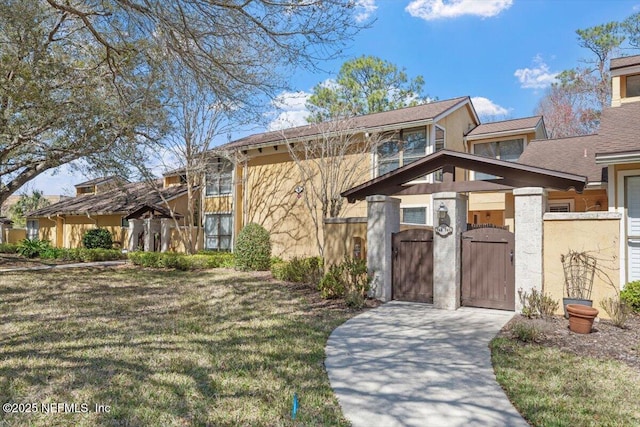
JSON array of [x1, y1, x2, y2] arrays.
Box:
[[342, 149, 588, 203]]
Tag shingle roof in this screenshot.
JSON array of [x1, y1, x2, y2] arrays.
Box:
[[28, 181, 188, 217], [518, 134, 606, 183], [596, 102, 640, 156], [466, 116, 544, 138], [222, 97, 473, 149], [74, 176, 122, 188], [610, 55, 640, 71]]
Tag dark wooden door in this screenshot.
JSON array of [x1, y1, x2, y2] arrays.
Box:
[[461, 227, 515, 310], [392, 229, 434, 303]]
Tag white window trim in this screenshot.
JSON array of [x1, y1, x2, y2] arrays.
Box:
[[400, 204, 431, 226], [617, 169, 640, 285], [547, 199, 575, 213]]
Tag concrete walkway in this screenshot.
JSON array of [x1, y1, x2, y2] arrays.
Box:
[[0, 260, 127, 272], [325, 301, 528, 427]]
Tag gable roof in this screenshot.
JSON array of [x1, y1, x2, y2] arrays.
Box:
[[28, 181, 188, 217], [466, 116, 545, 139], [222, 96, 476, 150], [595, 102, 640, 160], [518, 135, 606, 184], [74, 176, 124, 188], [342, 149, 587, 202]]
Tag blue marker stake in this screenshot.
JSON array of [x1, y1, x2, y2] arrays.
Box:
[[292, 392, 299, 420]]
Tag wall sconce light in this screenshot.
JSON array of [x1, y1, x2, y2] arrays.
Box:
[[294, 185, 304, 199], [438, 202, 448, 223]]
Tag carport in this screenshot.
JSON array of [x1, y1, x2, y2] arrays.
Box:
[[341, 149, 587, 312]]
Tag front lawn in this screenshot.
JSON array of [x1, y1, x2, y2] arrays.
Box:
[[491, 337, 640, 426], [0, 267, 356, 426]]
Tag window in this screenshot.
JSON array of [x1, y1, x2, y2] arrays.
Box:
[[473, 138, 524, 180], [26, 220, 39, 240], [434, 126, 445, 182], [627, 74, 640, 98], [377, 128, 427, 176], [206, 160, 233, 196], [204, 213, 232, 250], [548, 199, 574, 213], [121, 217, 129, 228], [402, 207, 428, 225]]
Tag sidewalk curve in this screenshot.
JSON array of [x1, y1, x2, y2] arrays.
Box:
[[325, 301, 528, 427]]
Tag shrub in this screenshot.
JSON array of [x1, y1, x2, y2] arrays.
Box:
[[128, 251, 161, 268], [518, 289, 559, 319], [621, 281, 640, 313], [0, 243, 18, 253], [234, 223, 271, 271], [128, 251, 234, 270], [318, 264, 345, 299], [600, 296, 632, 328], [510, 321, 543, 343], [17, 239, 51, 258], [318, 257, 371, 307], [82, 228, 113, 249], [271, 257, 323, 284]]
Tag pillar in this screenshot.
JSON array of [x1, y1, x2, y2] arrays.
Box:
[[366, 195, 401, 301], [160, 218, 172, 252], [128, 219, 143, 252], [432, 192, 468, 310], [145, 219, 161, 252], [514, 187, 546, 313], [0, 223, 5, 244]]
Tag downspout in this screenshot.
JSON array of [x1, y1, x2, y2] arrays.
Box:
[[86, 213, 98, 227], [57, 214, 66, 248]]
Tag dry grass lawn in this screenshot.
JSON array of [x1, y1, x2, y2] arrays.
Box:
[[0, 266, 357, 426]]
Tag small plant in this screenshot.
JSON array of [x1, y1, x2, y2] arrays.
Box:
[[82, 228, 114, 249], [318, 257, 371, 307], [234, 223, 271, 271], [318, 264, 345, 299], [599, 296, 632, 328], [17, 238, 51, 258], [0, 243, 18, 253], [621, 280, 640, 313], [518, 289, 559, 319], [510, 321, 543, 343], [271, 257, 323, 284]]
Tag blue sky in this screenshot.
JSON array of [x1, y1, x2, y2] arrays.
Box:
[[28, 0, 640, 195]]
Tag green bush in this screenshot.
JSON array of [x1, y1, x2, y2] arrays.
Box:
[[517, 289, 559, 319], [621, 281, 640, 313], [82, 228, 113, 249], [318, 264, 346, 299], [0, 243, 18, 253], [510, 321, 543, 343], [17, 239, 51, 258], [271, 256, 323, 284], [234, 223, 271, 271], [128, 251, 235, 270]]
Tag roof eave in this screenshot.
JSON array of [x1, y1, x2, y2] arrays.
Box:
[[466, 127, 537, 141], [595, 151, 640, 165]]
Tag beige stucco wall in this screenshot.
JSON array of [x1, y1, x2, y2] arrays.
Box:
[[324, 219, 368, 268], [435, 104, 477, 182], [543, 213, 621, 319], [5, 228, 26, 243], [243, 149, 369, 258], [60, 214, 126, 248]]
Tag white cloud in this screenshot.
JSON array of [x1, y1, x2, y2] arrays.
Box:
[[471, 96, 509, 117], [355, 0, 377, 22], [514, 55, 558, 89], [267, 91, 311, 131], [405, 0, 512, 20]]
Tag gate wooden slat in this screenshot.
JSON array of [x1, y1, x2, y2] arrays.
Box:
[[392, 229, 434, 303], [461, 227, 515, 310]]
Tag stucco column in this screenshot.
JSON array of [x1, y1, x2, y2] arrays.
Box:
[[514, 187, 547, 313], [432, 192, 467, 310], [128, 219, 143, 252], [0, 223, 5, 244], [366, 195, 401, 301], [145, 219, 161, 252], [160, 218, 172, 252]]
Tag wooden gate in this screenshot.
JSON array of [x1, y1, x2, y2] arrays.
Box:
[[392, 229, 434, 303], [461, 226, 515, 310]]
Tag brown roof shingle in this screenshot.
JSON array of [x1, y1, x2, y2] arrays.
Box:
[[596, 102, 640, 156], [28, 181, 188, 217], [610, 55, 640, 71], [518, 134, 606, 183], [222, 96, 473, 149], [466, 116, 544, 138]]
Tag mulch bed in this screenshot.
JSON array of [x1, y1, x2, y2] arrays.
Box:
[[499, 313, 640, 371]]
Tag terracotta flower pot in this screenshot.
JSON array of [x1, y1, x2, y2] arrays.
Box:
[[566, 304, 599, 334]]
